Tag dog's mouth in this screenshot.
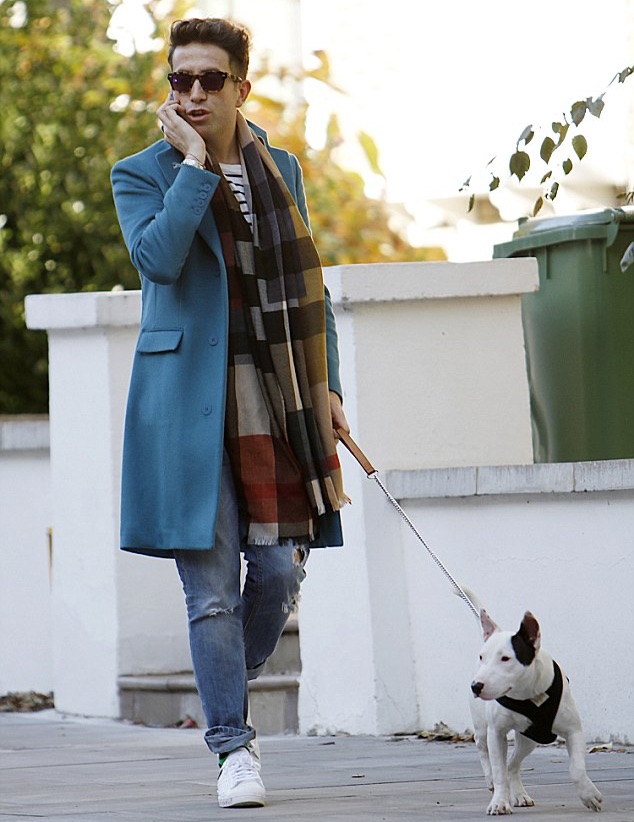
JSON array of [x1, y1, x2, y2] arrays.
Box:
[[474, 686, 513, 701]]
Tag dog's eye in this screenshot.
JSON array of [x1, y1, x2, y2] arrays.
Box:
[[500, 655, 511, 662], [479, 654, 483, 661]]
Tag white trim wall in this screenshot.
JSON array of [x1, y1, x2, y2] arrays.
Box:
[[0, 416, 52, 694]]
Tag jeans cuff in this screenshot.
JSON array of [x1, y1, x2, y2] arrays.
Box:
[[204, 724, 256, 755]]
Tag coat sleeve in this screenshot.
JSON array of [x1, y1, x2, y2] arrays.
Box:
[[111, 153, 219, 285]]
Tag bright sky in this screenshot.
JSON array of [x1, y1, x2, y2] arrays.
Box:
[[112, 0, 634, 255], [300, 0, 633, 237]]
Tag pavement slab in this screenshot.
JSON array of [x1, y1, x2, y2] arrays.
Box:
[[1, 711, 633, 821]]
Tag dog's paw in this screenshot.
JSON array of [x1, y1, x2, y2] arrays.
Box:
[[579, 781, 602, 812], [512, 791, 535, 808], [487, 795, 514, 815], [510, 776, 534, 807]]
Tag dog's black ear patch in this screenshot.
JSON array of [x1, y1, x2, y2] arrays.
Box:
[[511, 631, 536, 665], [511, 613, 540, 666]]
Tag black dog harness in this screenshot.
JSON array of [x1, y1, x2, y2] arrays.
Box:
[[496, 661, 564, 744]]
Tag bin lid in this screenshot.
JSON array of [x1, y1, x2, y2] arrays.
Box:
[[493, 206, 634, 258]]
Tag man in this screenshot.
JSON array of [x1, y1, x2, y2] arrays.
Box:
[[111, 17, 348, 810]]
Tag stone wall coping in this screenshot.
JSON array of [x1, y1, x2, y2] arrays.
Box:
[[0, 415, 50, 452], [325, 258, 539, 306], [385, 459, 634, 499], [25, 290, 141, 331], [23, 259, 538, 333]]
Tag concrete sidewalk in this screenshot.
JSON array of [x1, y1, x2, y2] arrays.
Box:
[[1, 711, 633, 821]]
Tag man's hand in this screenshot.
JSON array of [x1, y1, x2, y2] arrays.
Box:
[[329, 391, 349, 438], [157, 93, 206, 164]]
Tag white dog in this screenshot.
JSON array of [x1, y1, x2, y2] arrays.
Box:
[[467, 593, 602, 815]]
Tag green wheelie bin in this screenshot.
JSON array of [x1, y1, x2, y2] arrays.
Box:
[[493, 207, 634, 463]]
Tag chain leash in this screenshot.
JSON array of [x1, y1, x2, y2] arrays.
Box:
[[336, 428, 479, 619]]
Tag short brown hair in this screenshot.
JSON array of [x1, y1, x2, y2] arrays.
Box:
[[167, 18, 251, 78]]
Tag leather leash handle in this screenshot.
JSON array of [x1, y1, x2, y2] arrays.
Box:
[[336, 428, 376, 476]]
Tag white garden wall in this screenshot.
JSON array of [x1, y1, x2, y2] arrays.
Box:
[[11, 257, 630, 742], [0, 417, 52, 694]]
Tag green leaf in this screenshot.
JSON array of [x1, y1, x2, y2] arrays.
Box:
[[467, 194, 475, 213], [552, 121, 569, 146], [325, 113, 342, 148], [540, 137, 556, 163], [587, 95, 605, 118], [533, 197, 544, 216], [618, 66, 634, 83], [517, 124, 534, 146], [540, 170, 553, 183], [358, 130, 383, 177], [489, 176, 500, 191], [308, 49, 331, 82], [549, 182, 560, 200], [572, 134, 588, 160], [570, 100, 586, 126], [563, 158, 573, 175], [509, 150, 530, 181]]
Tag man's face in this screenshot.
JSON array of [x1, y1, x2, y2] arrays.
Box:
[[170, 42, 250, 149]]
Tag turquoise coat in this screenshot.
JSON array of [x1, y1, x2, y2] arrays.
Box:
[[111, 126, 343, 557]]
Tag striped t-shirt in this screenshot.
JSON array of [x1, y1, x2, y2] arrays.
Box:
[[220, 163, 253, 230]]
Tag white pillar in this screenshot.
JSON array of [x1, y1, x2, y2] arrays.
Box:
[[25, 291, 190, 718], [299, 259, 538, 735]]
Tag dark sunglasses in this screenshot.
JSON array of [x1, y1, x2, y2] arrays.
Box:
[[167, 70, 243, 94]]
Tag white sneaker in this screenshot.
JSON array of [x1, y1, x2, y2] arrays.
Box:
[[217, 746, 265, 808]]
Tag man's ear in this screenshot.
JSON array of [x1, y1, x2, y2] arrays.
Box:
[[236, 78, 251, 108]]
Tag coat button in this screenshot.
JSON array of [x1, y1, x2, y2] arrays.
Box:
[[202, 404, 212, 415], [208, 335, 218, 346]]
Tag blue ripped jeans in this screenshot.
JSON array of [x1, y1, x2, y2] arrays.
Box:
[[174, 454, 309, 756]]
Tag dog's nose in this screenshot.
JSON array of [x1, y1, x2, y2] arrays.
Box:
[[471, 681, 484, 697]]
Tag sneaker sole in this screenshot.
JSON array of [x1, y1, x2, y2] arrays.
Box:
[[218, 795, 266, 808]]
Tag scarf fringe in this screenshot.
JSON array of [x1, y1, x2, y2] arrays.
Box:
[[246, 532, 315, 547]]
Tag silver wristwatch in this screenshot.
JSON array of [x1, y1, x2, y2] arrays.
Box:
[[182, 157, 204, 169]]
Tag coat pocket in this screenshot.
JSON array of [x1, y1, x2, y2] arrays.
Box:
[[136, 329, 184, 353]]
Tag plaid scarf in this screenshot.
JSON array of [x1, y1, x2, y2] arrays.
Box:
[[210, 113, 345, 545]]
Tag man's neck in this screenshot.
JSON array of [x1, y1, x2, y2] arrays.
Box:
[[207, 132, 240, 165]]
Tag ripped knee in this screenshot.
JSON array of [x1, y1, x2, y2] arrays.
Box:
[[283, 548, 309, 612], [282, 594, 300, 615], [188, 602, 237, 625]]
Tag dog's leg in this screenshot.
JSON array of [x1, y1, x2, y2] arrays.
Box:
[[471, 701, 493, 790], [564, 729, 602, 811], [507, 732, 537, 808], [486, 727, 513, 815], [474, 726, 493, 791]]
